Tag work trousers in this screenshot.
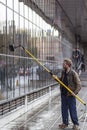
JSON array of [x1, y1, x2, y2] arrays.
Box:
[[61, 94, 79, 125]]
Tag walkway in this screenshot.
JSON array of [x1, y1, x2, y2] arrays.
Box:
[[1, 71, 87, 130], [1, 90, 87, 129]]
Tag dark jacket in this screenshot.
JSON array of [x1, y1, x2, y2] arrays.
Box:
[[60, 69, 81, 96]]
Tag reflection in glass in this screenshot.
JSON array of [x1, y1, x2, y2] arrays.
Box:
[[19, 16, 25, 53], [25, 19, 28, 48], [20, 16, 24, 30], [39, 17, 43, 29], [14, 13, 19, 32], [28, 22, 32, 52], [29, 7, 33, 22], [14, 0, 19, 12], [19, 1, 24, 16], [14, 0, 19, 13], [14, 12, 20, 55], [0, 0, 63, 102], [7, 8, 13, 54], [36, 28, 41, 59], [25, 5, 28, 19], [0, 4, 6, 34], [7, 0, 13, 9], [36, 13, 40, 27], [0, 0, 6, 4], [32, 11, 36, 25], [32, 25, 37, 57], [0, 3, 6, 59], [54, 29, 59, 37], [25, 19, 28, 32]]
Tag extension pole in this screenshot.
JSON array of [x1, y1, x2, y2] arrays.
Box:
[[21, 46, 86, 106]]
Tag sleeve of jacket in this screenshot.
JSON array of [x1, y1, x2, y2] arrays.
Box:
[[73, 70, 81, 94], [59, 70, 64, 91]]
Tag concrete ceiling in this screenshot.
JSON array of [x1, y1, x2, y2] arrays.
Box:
[[57, 0, 87, 43], [23, 0, 87, 44]]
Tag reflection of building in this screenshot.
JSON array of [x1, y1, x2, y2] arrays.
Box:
[[9, 20, 15, 34], [2, 20, 28, 54], [0, 34, 4, 54], [0, 0, 73, 102], [2, 20, 16, 51], [36, 35, 62, 62], [0, 18, 63, 63]]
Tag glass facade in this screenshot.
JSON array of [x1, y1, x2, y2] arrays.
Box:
[[0, 0, 72, 102]]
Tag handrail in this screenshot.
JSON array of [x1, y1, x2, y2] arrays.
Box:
[[0, 82, 58, 116]]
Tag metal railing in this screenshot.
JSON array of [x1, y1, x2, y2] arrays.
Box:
[[0, 82, 58, 116]]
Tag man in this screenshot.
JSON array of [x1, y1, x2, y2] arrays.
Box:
[[59, 58, 81, 130], [72, 48, 82, 71]]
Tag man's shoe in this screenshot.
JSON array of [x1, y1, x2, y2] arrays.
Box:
[[73, 125, 80, 130], [59, 123, 68, 129]]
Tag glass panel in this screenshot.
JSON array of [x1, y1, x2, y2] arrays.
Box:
[[7, 0, 13, 9], [7, 8, 16, 98], [25, 5, 28, 19], [54, 29, 58, 37], [19, 2, 24, 16], [36, 13, 40, 27], [28, 22, 32, 51], [32, 11, 36, 25], [7, 8, 13, 51], [0, 4, 6, 99], [29, 7, 33, 22], [42, 20, 45, 30], [29, 22, 33, 38], [39, 17, 43, 29], [20, 16, 24, 31], [0, 0, 6, 4], [14, 0, 19, 13], [25, 20, 28, 32], [32, 25, 37, 57], [14, 13, 19, 33], [18, 17, 25, 96], [25, 19, 28, 49], [19, 15, 25, 65], [36, 28, 40, 59], [0, 4, 6, 34], [14, 12, 20, 55]]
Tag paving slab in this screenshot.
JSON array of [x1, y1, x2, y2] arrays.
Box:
[[1, 83, 87, 130]]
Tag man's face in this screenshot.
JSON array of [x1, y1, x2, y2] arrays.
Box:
[[63, 61, 68, 70]]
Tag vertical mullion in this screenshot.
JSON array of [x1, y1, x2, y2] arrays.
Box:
[[19, 1, 21, 96], [5, 0, 8, 99], [13, 0, 15, 98], [23, 3, 26, 94]]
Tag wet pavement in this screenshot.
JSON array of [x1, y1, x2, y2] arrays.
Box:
[[1, 86, 87, 130]]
